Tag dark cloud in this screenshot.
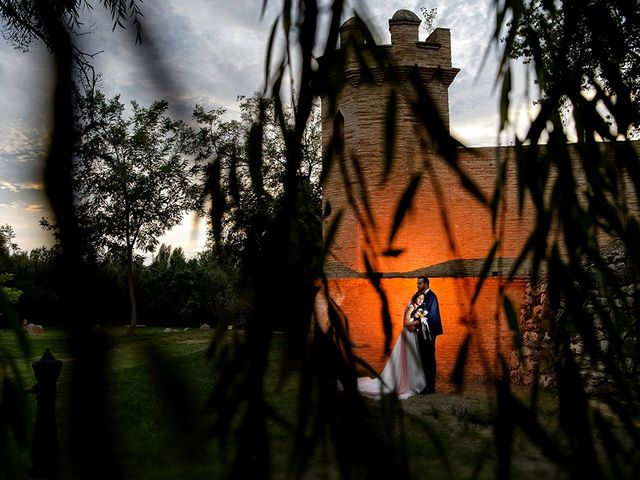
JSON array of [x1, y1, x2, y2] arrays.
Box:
[[74, 1, 276, 119], [1, 0, 530, 250]]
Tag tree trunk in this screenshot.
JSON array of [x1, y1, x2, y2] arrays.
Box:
[[126, 248, 137, 336]]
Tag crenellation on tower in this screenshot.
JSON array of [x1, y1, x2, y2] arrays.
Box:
[[334, 10, 459, 132], [388, 9, 421, 46], [338, 16, 365, 50], [424, 27, 452, 61]]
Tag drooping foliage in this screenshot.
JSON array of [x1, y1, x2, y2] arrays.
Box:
[[0, 0, 639, 479], [185, 93, 322, 266], [506, 0, 640, 137], [492, 1, 640, 478]]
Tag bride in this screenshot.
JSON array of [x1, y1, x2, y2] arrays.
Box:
[[357, 292, 427, 399]]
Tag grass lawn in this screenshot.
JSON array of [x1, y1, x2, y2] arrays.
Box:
[[1, 327, 564, 479]]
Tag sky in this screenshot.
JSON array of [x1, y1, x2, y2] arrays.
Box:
[[0, 0, 535, 257]]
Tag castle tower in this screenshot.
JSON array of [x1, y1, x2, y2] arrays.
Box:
[[322, 9, 459, 276]]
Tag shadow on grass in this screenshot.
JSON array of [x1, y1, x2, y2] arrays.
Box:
[[3, 328, 566, 479]]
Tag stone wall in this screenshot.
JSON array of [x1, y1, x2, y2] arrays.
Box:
[[509, 241, 640, 392]]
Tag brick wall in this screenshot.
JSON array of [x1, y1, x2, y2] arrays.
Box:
[[315, 277, 527, 383], [320, 10, 640, 385]]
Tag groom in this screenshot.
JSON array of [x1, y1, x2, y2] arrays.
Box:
[[415, 276, 443, 394]]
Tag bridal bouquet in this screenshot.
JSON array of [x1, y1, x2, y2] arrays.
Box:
[[414, 308, 428, 322], [414, 308, 430, 339]]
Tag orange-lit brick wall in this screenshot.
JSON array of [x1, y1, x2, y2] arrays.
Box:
[[318, 277, 527, 382]]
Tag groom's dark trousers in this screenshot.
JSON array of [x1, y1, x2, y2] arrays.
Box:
[[416, 334, 436, 393]]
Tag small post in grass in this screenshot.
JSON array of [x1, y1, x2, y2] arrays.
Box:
[[29, 348, 63, 479]]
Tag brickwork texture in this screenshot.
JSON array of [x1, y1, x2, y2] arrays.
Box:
[[319, 9, 640, 385]]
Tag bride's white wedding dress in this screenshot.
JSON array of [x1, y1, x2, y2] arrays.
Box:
[[357, 329, 426, 400]]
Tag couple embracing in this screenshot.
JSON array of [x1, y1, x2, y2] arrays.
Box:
[[357, 276, 443, 399]]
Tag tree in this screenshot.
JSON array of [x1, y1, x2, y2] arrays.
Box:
[[0, 224, 21, 304], [57, 88, 197, 333], [186, 93, 322, 265], [0, 226, 30, 479], [494, 1, 640, 478], [0, 224, 19, 260], [506, 0, 640, 137], [0, 273, 21, 305], [138, 244, 242, 328], [9, 246, 65, 324]]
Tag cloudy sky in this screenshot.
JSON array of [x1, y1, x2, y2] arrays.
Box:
[[0, 0, 533, 256]]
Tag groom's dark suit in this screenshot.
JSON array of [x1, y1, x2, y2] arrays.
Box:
[[415, 288, 443, 393]]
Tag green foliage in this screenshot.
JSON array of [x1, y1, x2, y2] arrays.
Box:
[[139, 245, 243, 328], [1, 235, 242, 328], [495, 1, 640, 478], [185, 93, 322, 264], [0, 274, 21, 305], [0, 225, 18, 258], [0, 230, 30, 480], [9, 247, 63, 324], [70, 89, 198, 258], [0, 225, 20, 294], [0, 0, 144, 51], [506, 0, 640, 137]]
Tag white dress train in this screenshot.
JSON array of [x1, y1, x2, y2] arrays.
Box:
[[357, 329, 426, 400]]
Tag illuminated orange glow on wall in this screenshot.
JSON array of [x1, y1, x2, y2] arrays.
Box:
[[319, 277, 527, 383]]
